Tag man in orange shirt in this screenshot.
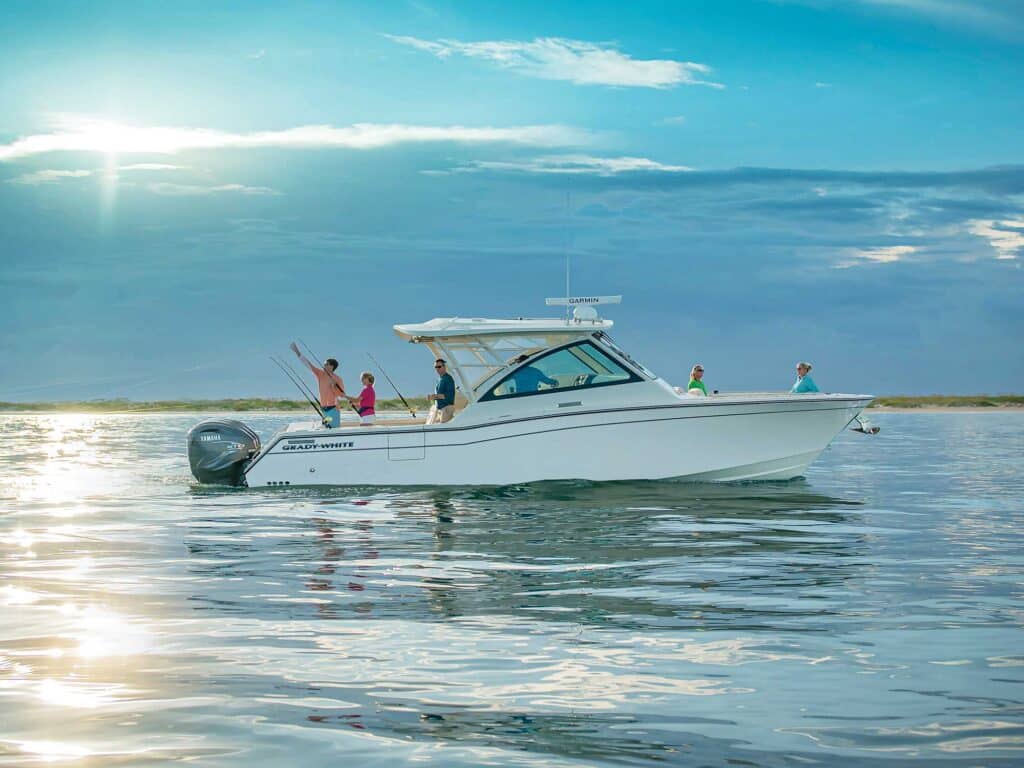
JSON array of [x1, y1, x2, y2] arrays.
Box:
[[290, 342, 346, 427]]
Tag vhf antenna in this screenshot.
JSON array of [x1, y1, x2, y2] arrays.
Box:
[[564, 190, 571, 322]]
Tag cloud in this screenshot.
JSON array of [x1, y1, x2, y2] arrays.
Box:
[[443, 154, 693, 176], [481, 164, 1024, 195], [385, 35, 724, 89], [118, 163, 183, 171], [2, 154, 1021, 398], [838, 244, 918, 267], [5, 169, 92, 185], [656, 115, 688, 126], [857, 0, 1013, 27], [0, 115, 587, 161], [146, 182, 279, 196], [427, 160, 1021, 270], [247, 49, 266, 60], [968, 218, 1024, 259], [814, 81, 833, 88], [781, 1, 1024, 38]]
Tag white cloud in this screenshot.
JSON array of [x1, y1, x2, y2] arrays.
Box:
[[0, 115, 587, 161], [247, 49, 266, 60], [146, 182, 279, 196], [836, 244, 917, 267], [118, 163, 182, 171], [448, 154, 693, 176], [782, 1, 1022, 38], [814, 81, 833, 88], [968, 218, 1024, 259], [656, 115, 687, 126], [5, 169, 92, 185], [857, 0, 1010, 26], [385, 35, 724, 89], [856, 245, 917, 262]]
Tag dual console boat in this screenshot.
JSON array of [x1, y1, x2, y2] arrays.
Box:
[[187, 298, 873, 487]]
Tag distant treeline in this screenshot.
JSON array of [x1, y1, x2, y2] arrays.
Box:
[[0, 395, 1022, 413], [869, 395, 1024, 408]]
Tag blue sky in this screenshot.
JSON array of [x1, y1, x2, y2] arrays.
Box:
[[1, 0, 1021, 400]]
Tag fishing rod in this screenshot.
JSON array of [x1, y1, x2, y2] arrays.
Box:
[[367, 351, 416, 418], [298, 338, 360, 415], [271, 355, 323, 416], [270, 356, 327, 423], [278, 355, 322, 408]]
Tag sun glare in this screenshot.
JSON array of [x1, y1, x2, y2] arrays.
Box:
[[9, 740, 93, 762], [53, 116, 184, 156], [73, 604, 151, 659], [10, 414, 121, 509]]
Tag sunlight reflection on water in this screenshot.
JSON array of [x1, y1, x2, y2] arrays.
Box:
[[0, 412, 1022, 766]]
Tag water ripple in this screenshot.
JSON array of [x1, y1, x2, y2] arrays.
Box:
[[1, 412, 1022, 766]]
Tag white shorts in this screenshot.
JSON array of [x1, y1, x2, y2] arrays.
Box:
[[360, 414, 375, 425]]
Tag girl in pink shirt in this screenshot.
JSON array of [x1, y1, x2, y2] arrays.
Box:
[[348, 372, 376, 426]]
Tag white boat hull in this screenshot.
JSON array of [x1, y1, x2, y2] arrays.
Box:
[[243, 395, 870, 487]]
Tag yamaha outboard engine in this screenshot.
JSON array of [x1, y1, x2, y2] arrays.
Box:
[[187, 419, 261, 486]]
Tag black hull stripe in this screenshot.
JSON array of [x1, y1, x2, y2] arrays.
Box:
[[246, 403, 863, 470]]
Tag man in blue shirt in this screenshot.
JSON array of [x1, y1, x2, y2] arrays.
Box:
[[426, 358, 456, 424], [512, 365, 558, 393]]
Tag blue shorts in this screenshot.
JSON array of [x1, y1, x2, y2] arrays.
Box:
[[322, 406, 340, 428]]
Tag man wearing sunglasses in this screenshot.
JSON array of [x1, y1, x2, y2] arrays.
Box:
[[425, 358, 456, 425]]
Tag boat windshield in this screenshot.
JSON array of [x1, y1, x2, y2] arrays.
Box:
[[594, 331, 656, 379], [426, 332, 586, 396], [481, 341, 642, 401]]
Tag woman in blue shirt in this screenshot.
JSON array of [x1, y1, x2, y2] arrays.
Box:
[[791, 361, 819, 393]]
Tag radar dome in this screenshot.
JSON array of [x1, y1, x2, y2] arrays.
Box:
[[573, 305, 599, 322]]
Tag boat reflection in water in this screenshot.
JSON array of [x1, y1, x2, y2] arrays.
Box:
[[180, 481, 869, 763], [185, 481, 867, 627]]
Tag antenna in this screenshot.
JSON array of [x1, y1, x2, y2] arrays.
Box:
[[564, 190, 571, 322]]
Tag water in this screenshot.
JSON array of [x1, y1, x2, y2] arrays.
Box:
[[1, 412, 1021, 766]]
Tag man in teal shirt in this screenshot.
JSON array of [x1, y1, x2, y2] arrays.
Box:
[[427, 359, 456, 424], [791, 362, 820, 393]]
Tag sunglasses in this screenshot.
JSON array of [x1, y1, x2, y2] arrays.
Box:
[[435, 364, 445, 369]]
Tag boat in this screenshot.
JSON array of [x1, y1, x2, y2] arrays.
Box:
[[186, 297, 874, 487]]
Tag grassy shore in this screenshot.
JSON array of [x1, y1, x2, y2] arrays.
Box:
[[869, 395, 1024, 409], [1, 395, 1021, 413]]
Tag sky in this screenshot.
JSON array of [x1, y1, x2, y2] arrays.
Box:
[[0, 0, 1022, 401]]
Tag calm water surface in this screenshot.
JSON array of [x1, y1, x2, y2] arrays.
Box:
[[0, 412, 1021, 766]]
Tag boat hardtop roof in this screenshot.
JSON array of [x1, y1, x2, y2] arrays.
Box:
[[393, 316, 613, 341]]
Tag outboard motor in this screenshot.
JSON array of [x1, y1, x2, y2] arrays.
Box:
[[187, 419, 261, 486]]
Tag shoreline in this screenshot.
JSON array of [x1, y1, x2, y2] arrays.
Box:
[[868, 406, 1024, 413]]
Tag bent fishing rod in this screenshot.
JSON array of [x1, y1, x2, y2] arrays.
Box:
[[367, 352, 416, 417], [269, 356, 327, 424], [298, 338, 361, 416]]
